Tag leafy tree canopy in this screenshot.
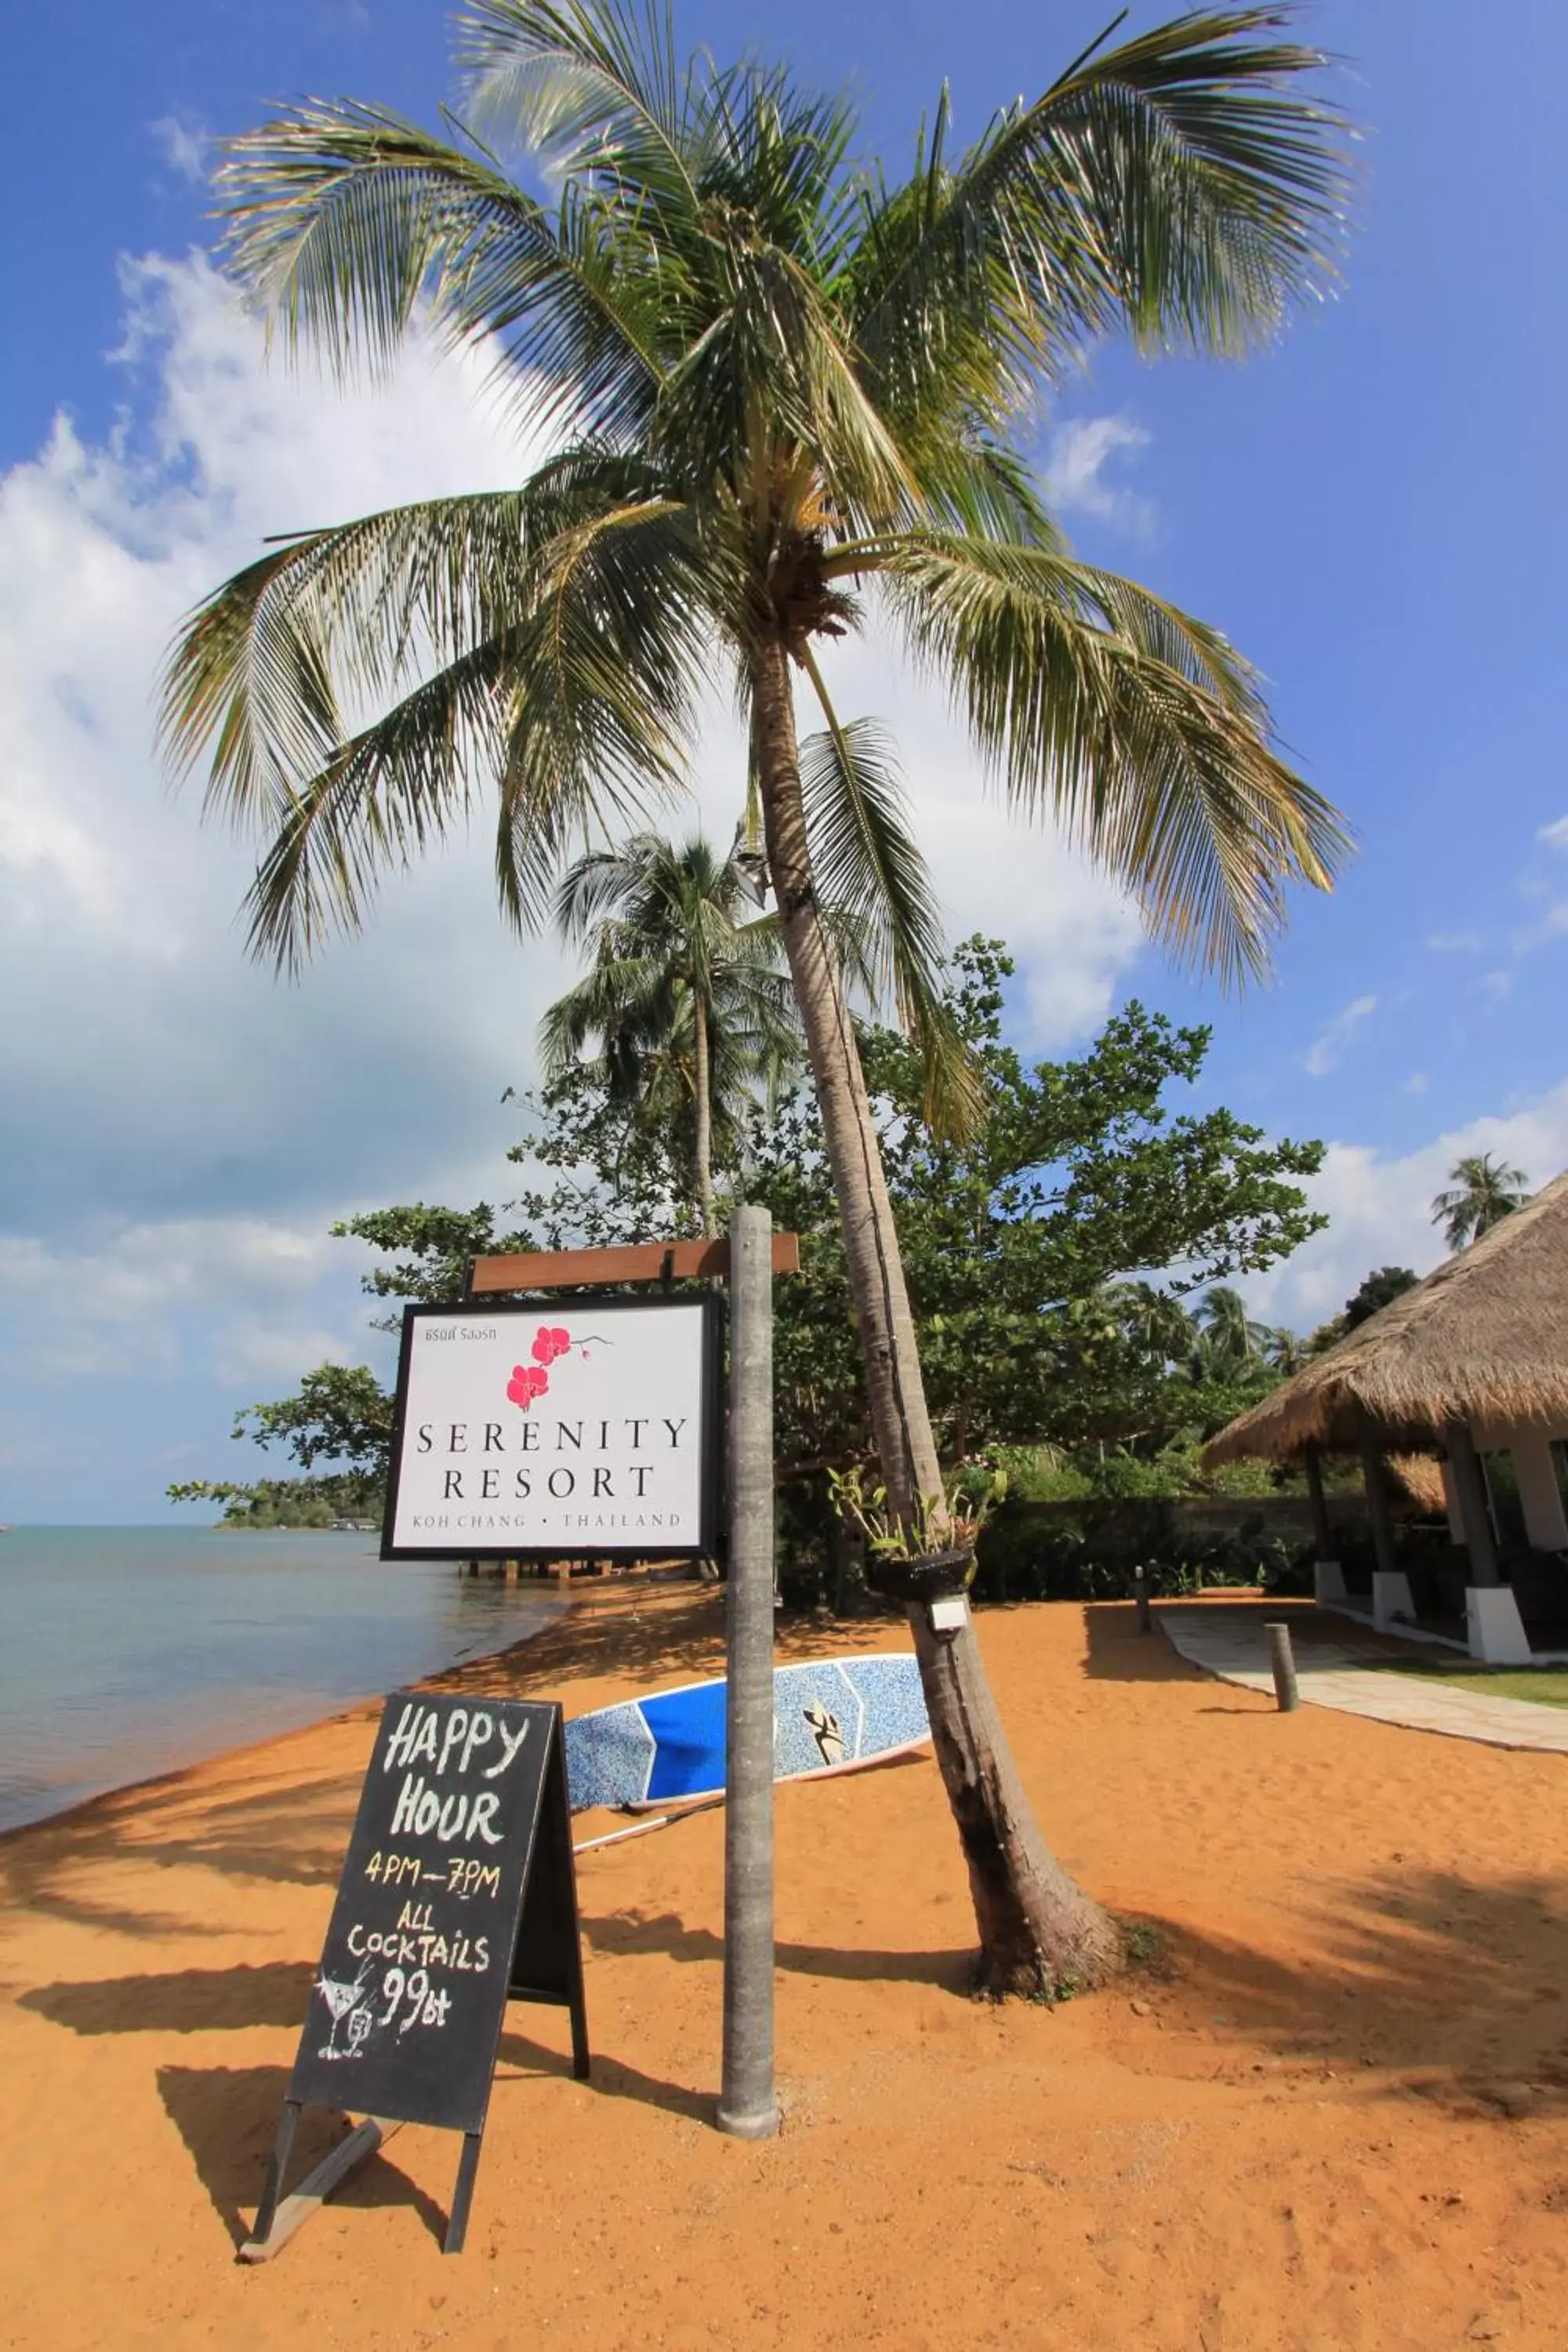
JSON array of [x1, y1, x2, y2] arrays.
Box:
[[746, 939, 1323, 1467]]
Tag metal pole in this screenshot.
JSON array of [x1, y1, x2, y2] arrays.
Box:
[[1265, 1622, 1300, 1712], [717, 1203, 780, 2140], [1132, 1565, 1152, 1634]]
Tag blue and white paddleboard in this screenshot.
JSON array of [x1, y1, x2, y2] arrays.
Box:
[[564, 1653, 929, 1813]]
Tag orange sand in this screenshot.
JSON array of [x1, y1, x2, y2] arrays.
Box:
[[3, 1587, 1567, 2351]]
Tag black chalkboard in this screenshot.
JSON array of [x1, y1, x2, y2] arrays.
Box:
[[252, 1691, 588, 2254]]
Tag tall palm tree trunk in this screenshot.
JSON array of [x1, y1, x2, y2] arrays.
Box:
[[750, 640, 1123, 1995], [691, 991, 717, 1238]]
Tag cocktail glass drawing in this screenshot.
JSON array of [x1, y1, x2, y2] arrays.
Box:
[[317, 1961, 371, 2057]]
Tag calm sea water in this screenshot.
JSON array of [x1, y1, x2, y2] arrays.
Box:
[[0, 1526, 563, 1833]]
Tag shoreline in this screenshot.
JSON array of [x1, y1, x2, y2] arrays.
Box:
[[5, 1588, 1568, 2350], [0, 1588, 579, 1854], [0, 1532, 570, 1843]]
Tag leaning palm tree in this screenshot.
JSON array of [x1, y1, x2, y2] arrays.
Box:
[[1431, 1153, 1530, 1253], [161, 1, 1352, 1994], [542, 832, 801, 1233]]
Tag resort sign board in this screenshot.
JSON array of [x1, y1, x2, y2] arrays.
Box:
[[382, 1297, 722, 1559]]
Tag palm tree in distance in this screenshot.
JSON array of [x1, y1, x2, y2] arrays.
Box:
[[1265, 1327, 1308, 1376], [542, 832, 801, 1234], [160, 2, 1352, 1995], [1431, 1154, 1530, 1252], [1193, 1285, 1270, 1370]]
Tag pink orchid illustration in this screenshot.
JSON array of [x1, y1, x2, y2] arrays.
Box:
[[509, 1325, 615, 1406], [506, 1362, 550, 1410]]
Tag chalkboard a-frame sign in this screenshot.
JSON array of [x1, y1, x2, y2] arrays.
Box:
[[249, 1690, 588, 2257], [380, 1294, 723, 1562]]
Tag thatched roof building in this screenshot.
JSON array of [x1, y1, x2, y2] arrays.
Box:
[[1201, 1169, 1568, 1666], [1203, 1167, 1568, 1465]]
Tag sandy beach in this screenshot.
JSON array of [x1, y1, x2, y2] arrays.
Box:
[[4, 1584, 1567, 2351]]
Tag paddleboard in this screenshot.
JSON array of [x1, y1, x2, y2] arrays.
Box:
[[564, 1653, 929, 1812]]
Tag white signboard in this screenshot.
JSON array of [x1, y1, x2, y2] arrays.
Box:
[[383, 1299, 720, 1559]]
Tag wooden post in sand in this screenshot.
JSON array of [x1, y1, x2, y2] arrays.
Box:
[[717, 1203, 781, 2140], [1265, 1622, 1300, 1712]]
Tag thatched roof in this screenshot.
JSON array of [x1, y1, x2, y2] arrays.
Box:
[[1387, 1453, 1448, 1516], [1203, 1168, 1568, 1465]]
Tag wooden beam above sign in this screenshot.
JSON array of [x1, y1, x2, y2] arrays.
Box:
[[469, 1234, 800, 1294]]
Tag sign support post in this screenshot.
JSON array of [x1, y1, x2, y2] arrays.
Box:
[[717, 1203, 780, 2139]]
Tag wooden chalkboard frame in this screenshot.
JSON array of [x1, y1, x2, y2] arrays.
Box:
[[380, 1293, 724, 1563], [245, 1695, 589, 2259]]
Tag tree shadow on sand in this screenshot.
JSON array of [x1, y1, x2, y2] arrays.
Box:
[[431, 1581, 897, 1708], [581, 1904, 971, 1991], [20, 1959, 318, 2037], [1151, 1867, 1568, 2118], [25, 1959, 717, 2148], [0, 1766, 362, 1941]]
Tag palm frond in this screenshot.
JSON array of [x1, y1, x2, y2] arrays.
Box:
[[794, 665, 983, 1139], [538, 949, 679, 1078], [654, 230, 913, 525], [454, 0, 701, 207], [239, 633, 511, 969], [848, 7, 1348, 445], [884, 534, 1350, 985], [218, 103, 667, 445], [492, 496, 710, 928]]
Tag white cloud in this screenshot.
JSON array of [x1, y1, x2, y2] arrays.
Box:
[[1403, 1072, 1428, 1095], [1425, 930, 1482, 953], [1243, 1083, 1568, 1330], [1041, 415, 1153, 533], [0, 1214, 363, 1384], [1, 249, 1159, 1511], [1302, 992, 1376, 1077], [1477, 968, 1513, 1003], [151, 115, 209, 183], [1538, 815, 1568, 851], [0, 252, 555, 1249]]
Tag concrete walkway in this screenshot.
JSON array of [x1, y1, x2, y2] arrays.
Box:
[[1159, 1606, 1568, 1753]]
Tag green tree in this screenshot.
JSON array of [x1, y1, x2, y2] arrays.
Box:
[[1342, 1263, 1417, 1328], [169, 1363, 394, 1525], [1431, 1155, 1530, 1252], [543, 832, 800, 1233], [161, 2, 1351, 1994], [739, 940, 1324, 1472]]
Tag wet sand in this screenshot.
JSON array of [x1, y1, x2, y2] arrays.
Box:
[[3, 1585, 1566, 2350]]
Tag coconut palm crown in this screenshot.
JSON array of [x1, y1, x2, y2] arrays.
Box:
[[541, 831, 802, 1234], [1431, 1153, 1530, 1253], [161, 0, 1353, 1996]]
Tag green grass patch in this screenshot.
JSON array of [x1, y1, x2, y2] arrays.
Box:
[[1364, 1657, 1568, 1708]]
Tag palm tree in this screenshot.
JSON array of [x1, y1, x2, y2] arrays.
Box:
[[1264, 1327, 1308, 1376], [1431, 1154, 1530, 1252], [160, 2, 1351, 1994], [542, 831, 800, 1234], [1193, 1286, 1270, 1368]]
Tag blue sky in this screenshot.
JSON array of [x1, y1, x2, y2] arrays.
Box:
[[4, 1, 1567, 1519]]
